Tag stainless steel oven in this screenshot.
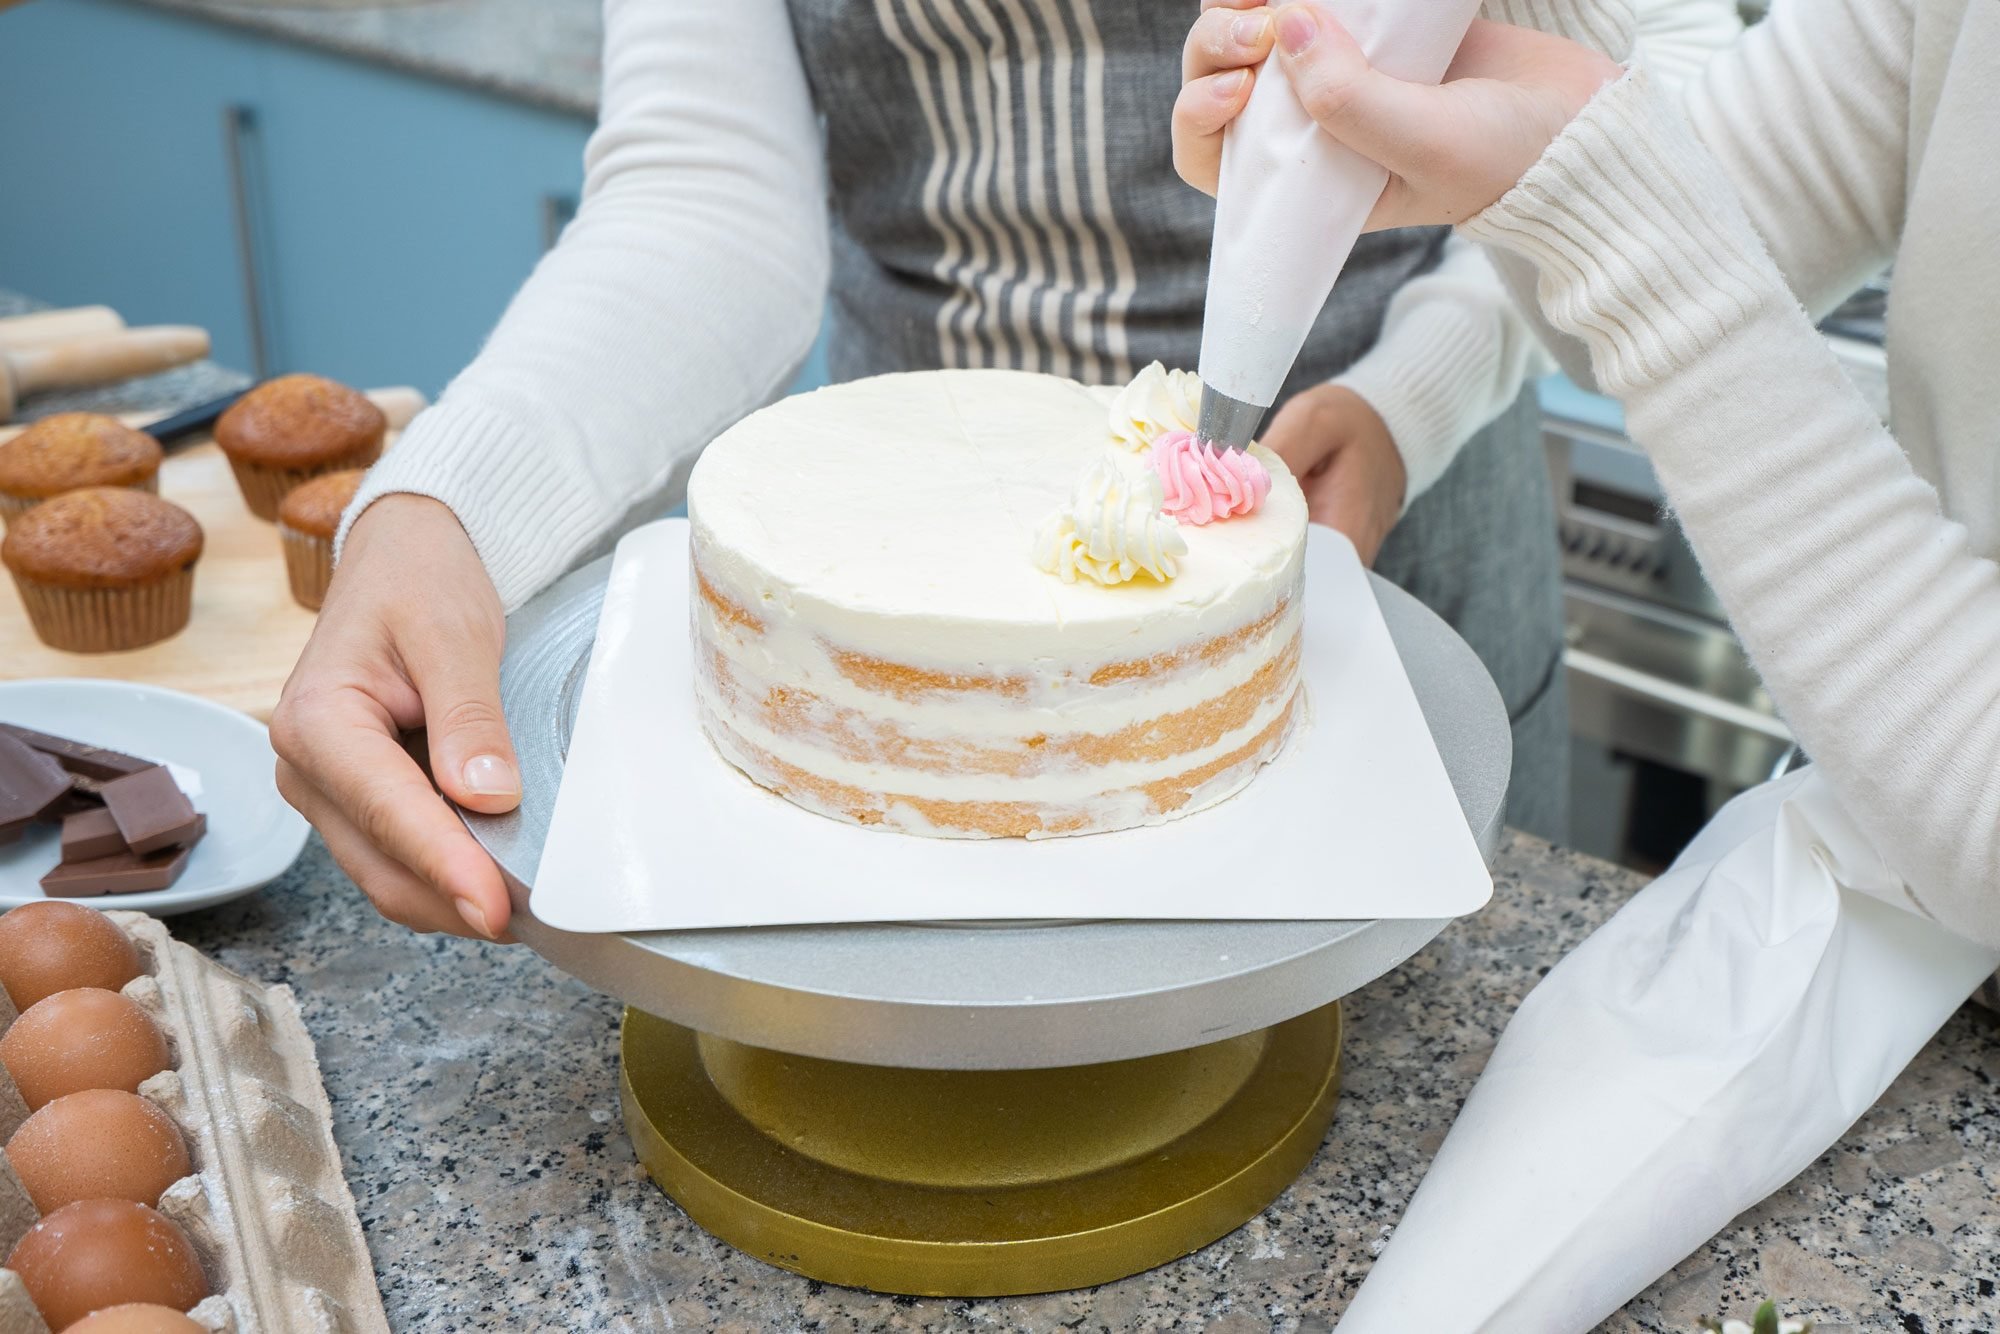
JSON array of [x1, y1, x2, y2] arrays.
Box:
[[1547, 413, 1795, 869], [1546, 290, 1888, 870]]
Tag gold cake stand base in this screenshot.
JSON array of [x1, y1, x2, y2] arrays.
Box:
[[619, 1001, 1343, 1296]]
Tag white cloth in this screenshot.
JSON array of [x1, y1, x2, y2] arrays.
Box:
[[1337, 769, 2000, 1331]]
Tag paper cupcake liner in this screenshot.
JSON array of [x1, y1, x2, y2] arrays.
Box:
[[0, 472, 158, 529], [278, 523, 334, 611], [227, 444, 381, 522], [10, 564, 196, 652]]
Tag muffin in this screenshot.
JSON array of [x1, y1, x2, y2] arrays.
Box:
[[213, 374, 384, 520], [276, 468, 364, 610], [0, 413, 163, 527], [2, 489, 203, 652]]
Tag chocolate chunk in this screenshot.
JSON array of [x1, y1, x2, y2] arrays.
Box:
[[39, 840, 196, 897], [61, 807, 129, 863], [99, 766, 202, 855], [0, 724, 152, 783], [45, 779, 105, 818], [0, 733, 68, 824]]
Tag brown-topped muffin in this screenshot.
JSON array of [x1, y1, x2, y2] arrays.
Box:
[[2, 489, 203, 652], [0, 414, 163, 527], [276, 467, 365, 611], [214, 374, 385, 520]]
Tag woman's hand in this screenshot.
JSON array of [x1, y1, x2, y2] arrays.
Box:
[[271, 494, 519, 941], [1172, 2, 1277, 192], [1174, 3, 1622, 229], [1261, 385, 1405, 565]]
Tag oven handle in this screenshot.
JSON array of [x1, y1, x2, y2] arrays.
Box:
[[1564, 648, 1796, 743]]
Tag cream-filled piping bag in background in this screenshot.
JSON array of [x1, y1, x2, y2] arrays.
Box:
[[1196, 0, 1486, 450]]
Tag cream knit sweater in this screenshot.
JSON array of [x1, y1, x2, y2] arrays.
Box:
[[1469, 0, 2000, 946]]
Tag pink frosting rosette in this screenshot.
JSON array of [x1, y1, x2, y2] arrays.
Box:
[[1149, 430, 1272, 525]]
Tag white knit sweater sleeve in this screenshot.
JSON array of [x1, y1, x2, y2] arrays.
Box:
[[1462, 66, 2000, 948], [1332, 0, 1738, 502], [337, 0, 829, 610], [1329, 236, 1553, 504], [1681, 0, 1909, 318]]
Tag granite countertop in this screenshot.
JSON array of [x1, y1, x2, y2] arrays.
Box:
[[122, 0, 603, 117], [0, 290, 252, 422], [157, 833, 2000, 1334]]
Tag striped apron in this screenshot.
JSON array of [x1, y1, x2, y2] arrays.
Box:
[[785, 0, 1569, 838]]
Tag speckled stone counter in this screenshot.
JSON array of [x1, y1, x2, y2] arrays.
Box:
[[0, 289, 251, 422], [166, 833, 2000, 1333], [121, 0, 602, 117]]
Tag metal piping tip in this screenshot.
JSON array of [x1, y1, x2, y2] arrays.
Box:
[[1195, 384, 1266, 452]]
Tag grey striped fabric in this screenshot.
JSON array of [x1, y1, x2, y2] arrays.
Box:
[[784, 0, 1568, 837]]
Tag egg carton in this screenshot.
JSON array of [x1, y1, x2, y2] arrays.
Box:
[[0, 913, 389, 1334]]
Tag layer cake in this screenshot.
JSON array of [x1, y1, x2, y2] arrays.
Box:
[[687, 368, 1308, 838]]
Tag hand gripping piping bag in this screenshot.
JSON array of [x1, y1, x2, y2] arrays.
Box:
[[1335, 767, 2000, 1332], [1197, 0, 1485, 448]]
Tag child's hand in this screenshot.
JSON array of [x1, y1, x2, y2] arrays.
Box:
[[1173, 4, 1623, 231], [1171, 1, 1276, 196]]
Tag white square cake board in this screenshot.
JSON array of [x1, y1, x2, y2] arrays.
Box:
[[532, 519, 1492, 933]]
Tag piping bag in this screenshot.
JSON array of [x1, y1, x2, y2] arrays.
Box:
[[1196, 0, 1485, 450]]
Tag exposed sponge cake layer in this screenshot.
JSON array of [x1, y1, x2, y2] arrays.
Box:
[[686, 369, 1309, 839]]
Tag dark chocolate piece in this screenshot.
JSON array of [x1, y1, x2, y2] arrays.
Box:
[[99, 766, 203, 856], [0, 724, 153, 783], [61, 807, 129, 863], [46, 779, 105, 818], [0, 733, 68, 824], [40, 841, 195, 897]]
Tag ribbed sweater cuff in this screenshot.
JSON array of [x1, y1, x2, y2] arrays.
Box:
[[1480, 0, 1633, 57], [1460, 68, 1789, 400], [336, 400, 609, 612], [1332, 299, 1506, 507]]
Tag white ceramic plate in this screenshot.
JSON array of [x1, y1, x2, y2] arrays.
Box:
[[0, 679, 309, 915]]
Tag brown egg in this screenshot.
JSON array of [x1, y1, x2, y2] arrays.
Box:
[[6, 1088, 191, 1212], [0, 901, 143, 1012], [5, 1198, 208, 1329], [0, 988, 171, 1111], [62, 1304, 208, 1334]]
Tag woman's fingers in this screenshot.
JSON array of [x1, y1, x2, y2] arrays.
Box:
[[1259, 389, 1343, 480], [1271, 6, 1448, 183], [278, 765, 477, 937], [1183, 5, 1274, 82], [290, 771, 515, 941], [399, 612, 520, 818], [1172, 70, 1256, 195], [270, 684, 511, 937], [1267, 9, 1626, 229]]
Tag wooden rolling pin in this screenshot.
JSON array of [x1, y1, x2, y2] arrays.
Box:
[[1, 325, 210, 420], [0, 305, 124, 350]]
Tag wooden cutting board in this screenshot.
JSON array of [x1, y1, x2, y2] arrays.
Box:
[[0, 403, 413, 720]]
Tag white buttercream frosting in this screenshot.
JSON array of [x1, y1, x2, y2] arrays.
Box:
[[1106, 360, 1203, 450], [685, 369, 1308, 839], [689, 370, 1304, 668], [1034, 457, 1187, 585]]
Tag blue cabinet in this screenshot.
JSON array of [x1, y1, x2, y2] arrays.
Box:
[[0, 1, 831, 400], [0, 0, 592, 397], [0, 2, 265, 371]]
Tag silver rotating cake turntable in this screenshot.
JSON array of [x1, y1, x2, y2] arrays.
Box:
[[461, 552, 1511, 1296]]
